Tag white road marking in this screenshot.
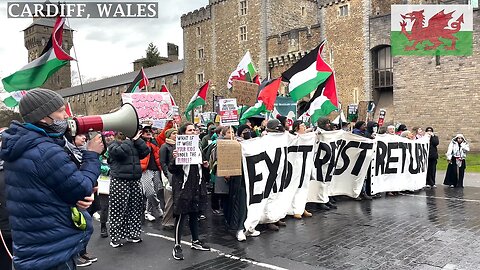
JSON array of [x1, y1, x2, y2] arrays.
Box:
[[406, 193, 480, 203], [145, 232, 288, 270]]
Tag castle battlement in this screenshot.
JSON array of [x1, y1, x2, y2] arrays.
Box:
[[181, 6, 212, 28], [318, 0, 349, 8], [208, 0, 228, 5]]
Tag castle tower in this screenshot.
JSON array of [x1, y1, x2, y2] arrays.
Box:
[[23, 16, 73, 90], [181, 0, 318, 112]]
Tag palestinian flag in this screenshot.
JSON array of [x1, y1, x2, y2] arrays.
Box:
[[391, 5, 473, 56], [297, 74, 338, 123], [2, 17, 74, 92], [126, 67, 149, 93], [252, 75, 261, 85], [282, 41, 333, 101], [185, 80, 209, 117], [160, 84, 176, 106], [0, 91, 26, 108], [227, 51, 256, 89], [240, 77, 281, 122]]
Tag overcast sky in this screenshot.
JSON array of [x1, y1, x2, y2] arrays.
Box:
[[0, 0, 208, 90]]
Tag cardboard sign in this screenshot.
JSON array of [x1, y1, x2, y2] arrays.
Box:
[[217, 139, 242, 177], [175, 135, 202, 165], [122, 92, 173, 121], [219, 98, 239, 126], [231, 80, 258, 106]]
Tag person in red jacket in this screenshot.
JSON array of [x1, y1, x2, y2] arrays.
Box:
[[156, 120, 175, 147], [140, 124, 164, 221]]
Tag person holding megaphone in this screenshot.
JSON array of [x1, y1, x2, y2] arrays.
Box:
[[0, 88, 104, 270]]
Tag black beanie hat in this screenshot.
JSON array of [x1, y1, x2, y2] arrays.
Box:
[[237, 124, 250, 136], [19, 88, 65, 123]]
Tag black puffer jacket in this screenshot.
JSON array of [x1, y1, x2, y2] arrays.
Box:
[[0, 158, 10, 238], [108, 138, 150, 180]]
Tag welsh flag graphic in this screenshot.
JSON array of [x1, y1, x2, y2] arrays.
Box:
[[391, 5, 473, 56], [227, 52, 256, 89], [2, 17, 74, 92]]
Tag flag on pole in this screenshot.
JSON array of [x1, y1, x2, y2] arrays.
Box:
[[160, 84, 176, 106], [0, 91, 26, 108], [299, 75, 338, 124], [126, 67, 149, 93], [240, 77, 281, 122], [185, 80, 209, 117], [281, 41, 333, 101], [391, 5, 473, 56], [227, 51, 256, 89], [2, 17, 74, 92]]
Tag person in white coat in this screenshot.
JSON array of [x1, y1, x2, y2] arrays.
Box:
[[443, 134, 470, 188]]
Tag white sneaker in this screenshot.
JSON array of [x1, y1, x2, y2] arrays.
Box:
[[145, 213, 156, 221], [236, 230, 246, 242], [245, 229, 260, 237], [93, 212, 100, 221]]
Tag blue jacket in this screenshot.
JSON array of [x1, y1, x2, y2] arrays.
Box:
[[0, 121, 100, 270]]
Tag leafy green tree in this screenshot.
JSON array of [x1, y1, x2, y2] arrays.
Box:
[[143, 43, 161, 68]]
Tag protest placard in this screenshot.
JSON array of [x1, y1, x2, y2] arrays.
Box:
[[219, 98, 239, 126], [231, 80, 258, 106], [175, 135, 202, 165], [122, 92, 173, 121], [217, 139, 242, 177]]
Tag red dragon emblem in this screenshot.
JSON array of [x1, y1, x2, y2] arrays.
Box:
[[229, 69, 247, 83], [400, 9, 464, 51]]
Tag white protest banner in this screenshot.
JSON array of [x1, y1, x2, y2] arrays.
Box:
[[219, 98, 239, 126], [175, 135, 202, 165], [308, 130, 375, 199], [241, 133, 316, 232], [285, 133, 316, 216], [371, 134, 429, 194], [122, 92, 173, 121]]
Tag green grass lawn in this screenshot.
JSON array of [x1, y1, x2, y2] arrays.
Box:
[[437, 152, 480, 173]]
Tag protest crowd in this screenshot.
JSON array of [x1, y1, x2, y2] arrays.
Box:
[[0, 88, 470, 269], [0, 18, 472, 270]]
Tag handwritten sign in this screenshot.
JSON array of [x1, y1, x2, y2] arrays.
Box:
[[217, 139, 242, 177], [175, 135, 202, 165], [219, 98, 239, 126], [231, 80, 258, 106], [122, 92, 173, 121]]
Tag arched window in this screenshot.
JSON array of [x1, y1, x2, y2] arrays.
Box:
[[372, 46, 393, 89]]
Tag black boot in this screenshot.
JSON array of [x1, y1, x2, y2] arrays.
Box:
[[317, 203, 331, 210], [100, 223, 108, 238], [362, 193, 372, 200], [325, 202, 337, 209]]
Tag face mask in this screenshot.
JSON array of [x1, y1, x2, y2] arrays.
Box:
[[243, 132, 252, 140], [50, 119, 69, 134], [373, 126, 378, 133]]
